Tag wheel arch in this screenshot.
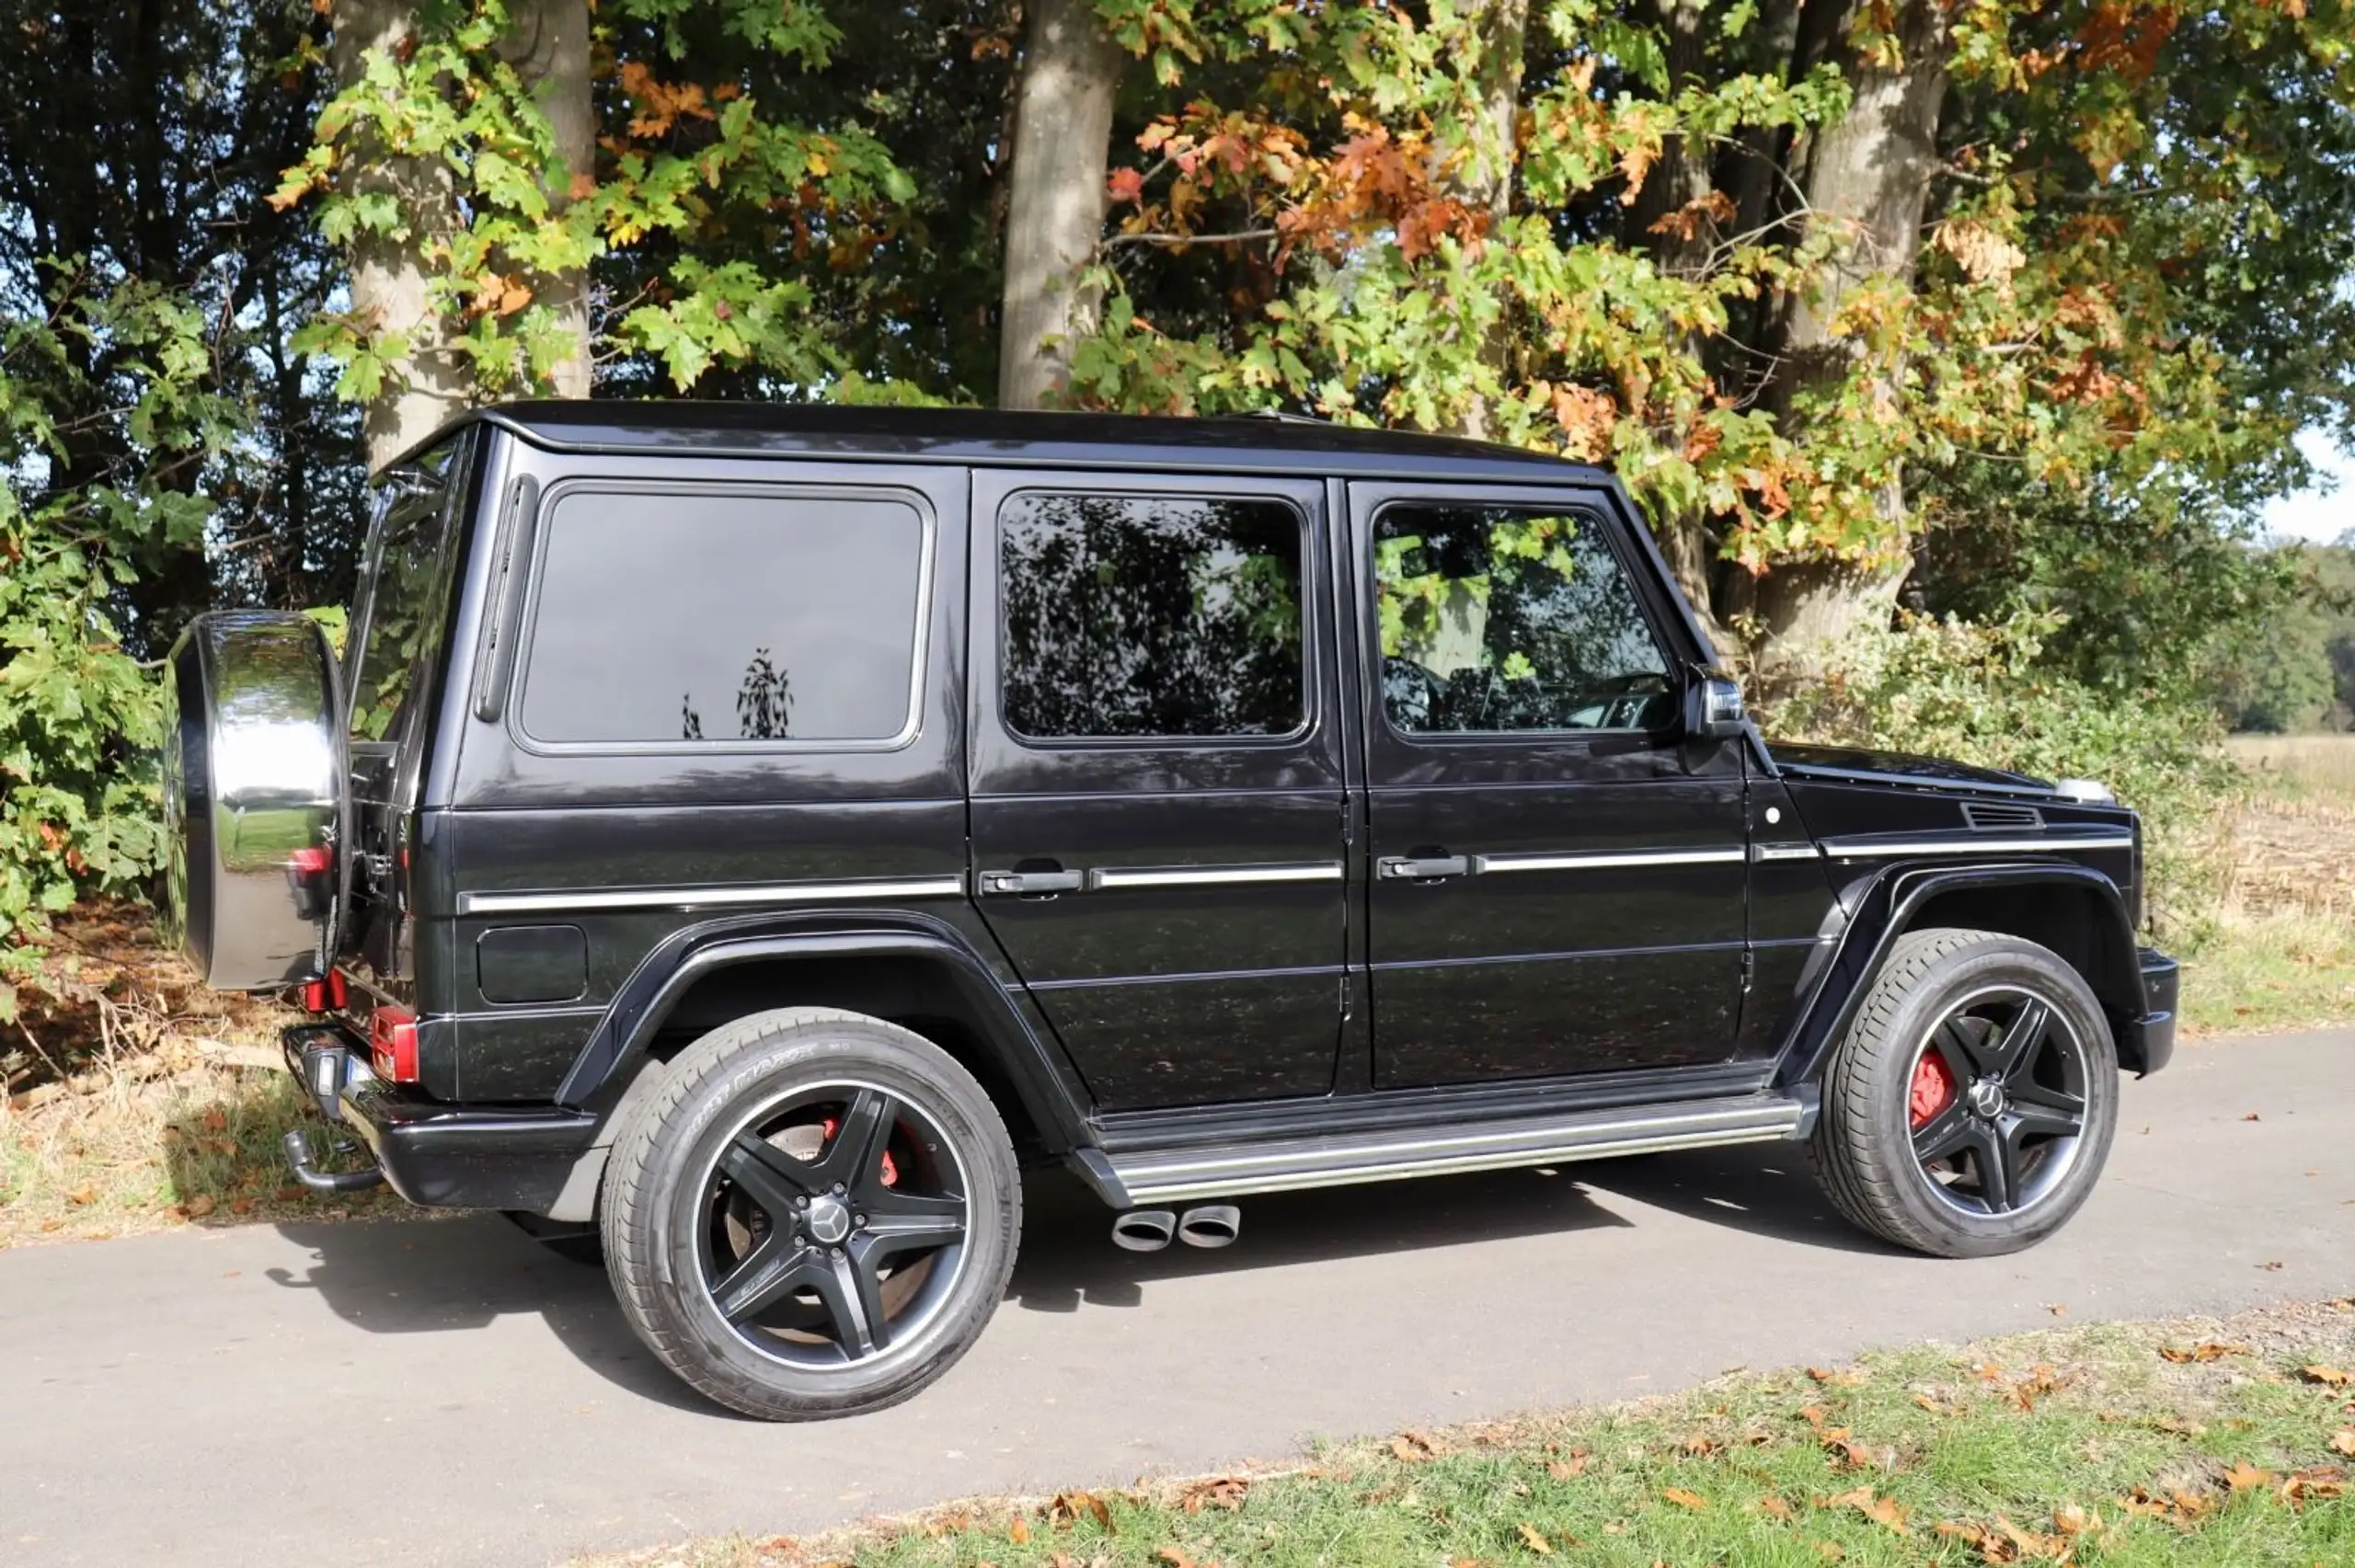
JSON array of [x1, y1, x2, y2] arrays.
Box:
[[1776, 862, 2155, 1087], [554, 910, 1091, 1158]]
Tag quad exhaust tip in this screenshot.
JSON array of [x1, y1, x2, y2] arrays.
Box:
[[1175, 1204, 1240, 1249], [1109, 1205, 1243, 1252], [1110, 1209, 1177, 1252]]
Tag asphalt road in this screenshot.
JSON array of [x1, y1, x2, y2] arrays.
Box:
[[5, 1029, 2351, 1566]]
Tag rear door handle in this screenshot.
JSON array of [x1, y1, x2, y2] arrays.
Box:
[[979, 868, 1086, 896], [1377, 854, 1470, 881]]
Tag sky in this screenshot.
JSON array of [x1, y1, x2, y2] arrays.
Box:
[[2261, 429, 2355, 545]]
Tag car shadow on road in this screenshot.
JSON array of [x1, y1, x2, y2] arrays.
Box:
[[1006, 1139, 1893, 1313], [261, 1214, 729, 1415], [256, 1141, 1890, 1410]]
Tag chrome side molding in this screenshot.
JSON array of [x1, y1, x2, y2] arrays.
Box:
[[1818, 830, 2134, 860], [455, 874, 967, 917]]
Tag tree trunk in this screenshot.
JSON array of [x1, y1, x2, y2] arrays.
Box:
[[331, 1, 468, 471], [1749, 0, 1953, 673], [997, 0, 1122, 409], [499, 0, 594, 399], [1442, 0, 1531, 442]]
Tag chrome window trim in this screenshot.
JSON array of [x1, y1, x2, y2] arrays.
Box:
[[1470, 847, 1747, 875], [1818, 831, 2134, 859], [456, 874, 966, 917], [1086, 861, 1345, 892]]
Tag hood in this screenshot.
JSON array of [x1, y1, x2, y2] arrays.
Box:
[[1766, 740, 2053, 795]]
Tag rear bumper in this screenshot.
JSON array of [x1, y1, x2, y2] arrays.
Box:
[[2130, 945, 2179, 1076], [281, 1024, 596, 1211]]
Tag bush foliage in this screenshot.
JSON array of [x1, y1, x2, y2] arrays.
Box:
[[0, 269, 234, 1015]]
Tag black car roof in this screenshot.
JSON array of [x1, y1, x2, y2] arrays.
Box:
[[424, 400, 1610, 485]]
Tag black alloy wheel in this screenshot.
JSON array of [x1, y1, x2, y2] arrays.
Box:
[[1902, 988, 2092, 1218], [1807, 927, 2119, 1259], [698, 1083, 970, 1364], [602, 1007, 1020, 1420]]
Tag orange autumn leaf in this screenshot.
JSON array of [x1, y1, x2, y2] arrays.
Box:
[[1661, 1487, 1707, 1510], [1516, 1521, 1554, 1553]]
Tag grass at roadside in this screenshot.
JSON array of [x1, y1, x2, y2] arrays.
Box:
[[2177, 735, 2355, 1039], [592, 1301, 2355, 1568], [0, 902, 398, 1245]]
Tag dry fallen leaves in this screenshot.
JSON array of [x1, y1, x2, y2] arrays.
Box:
[[1516, 1521, 1554, 1554], [1006, 1516, 1031, 1544], [1757, 1495, 1797, 1520], [2157, 1342, 2246, 1364], [2223, 1459, 2275, 1493], [1821, 1486, 1909, 1535], [1176, 1476, 1248, 1514], [2280, 1467, 2348, 1508], [2330, 1428, 2355, 1457], [1545, 1448, 1591, 1480], [1049, 1491, 1115, 1531], [1390, 1430, 1436, 1462], [1660, 1487, 1707, 1510], [2299, 1364, 2351, 1387], [1807, 1367, 1865, 1387], [1155, 1547, 1220, 1568]]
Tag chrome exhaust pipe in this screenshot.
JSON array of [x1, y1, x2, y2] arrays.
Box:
[[1110, 1209, 1177, 1252], [1176, 1204, 1240, 1249]]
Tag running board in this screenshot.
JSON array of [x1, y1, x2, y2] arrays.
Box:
[[1102, 1093, 1810, 1206]]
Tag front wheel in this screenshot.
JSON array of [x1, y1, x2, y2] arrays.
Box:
[[1807, 928, 2119, 1258], [601, 1008, 1020, 1419]]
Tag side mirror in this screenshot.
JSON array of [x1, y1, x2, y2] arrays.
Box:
[[1684, 674, 1747, 741]]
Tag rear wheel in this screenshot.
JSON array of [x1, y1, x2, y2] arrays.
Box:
[[601, 1008, 1019, 1420], [1807, 928, 2118, 1258]]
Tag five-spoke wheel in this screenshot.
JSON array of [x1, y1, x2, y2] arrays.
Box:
[[602, 1008, 1019, 1420], [1903, 988, 2091, 1217], [699, 1084, 971, 1364], [1808, 928, 2119, 1258]]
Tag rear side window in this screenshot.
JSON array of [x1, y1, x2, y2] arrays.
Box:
[[518, 487, 927, 747], [998, 491, 1305, 740]]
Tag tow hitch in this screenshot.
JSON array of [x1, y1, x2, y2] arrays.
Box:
[[281, 1025, 385, 1193]]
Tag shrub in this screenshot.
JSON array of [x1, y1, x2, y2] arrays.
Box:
[[1764, 612, 2236, 937]]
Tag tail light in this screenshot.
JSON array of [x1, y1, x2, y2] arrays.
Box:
[[371, 1005, 419, 1083]]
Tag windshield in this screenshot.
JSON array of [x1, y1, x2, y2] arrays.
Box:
[[346, 430, 470, 742]]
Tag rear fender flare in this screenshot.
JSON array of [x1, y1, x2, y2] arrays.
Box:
[[1773, 861, 2142, 1088], [553, 909, 1090, 1153]]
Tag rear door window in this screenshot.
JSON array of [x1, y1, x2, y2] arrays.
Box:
[[516, 486, 929, 748], [997, 491, 1306, 741]]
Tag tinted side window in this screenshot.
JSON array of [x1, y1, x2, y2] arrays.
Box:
[[999, 492, 1305, 740], [1373, 504, 1673, 735], [348, 431, 468, 741], [519, 488, 926, 746]]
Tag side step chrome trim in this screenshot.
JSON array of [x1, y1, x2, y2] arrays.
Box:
[[1106, 1093, 1807, 1205]]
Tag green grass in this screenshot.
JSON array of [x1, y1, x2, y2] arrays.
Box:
[[600, 1304, 2355, 1568]]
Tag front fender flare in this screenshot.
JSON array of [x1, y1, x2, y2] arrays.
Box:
[[1772, 860, 2144, 1089]]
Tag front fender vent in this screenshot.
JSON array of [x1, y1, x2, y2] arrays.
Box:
[[1962, 802, 2044, 831]]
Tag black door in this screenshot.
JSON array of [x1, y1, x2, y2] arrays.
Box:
[[1354, 483, 1749, 1088], [967, 471, 1347, 1111]]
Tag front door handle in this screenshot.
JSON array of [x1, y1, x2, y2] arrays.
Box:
[[979, 868, 1086, 896], [1377, 854, 1470, 881]]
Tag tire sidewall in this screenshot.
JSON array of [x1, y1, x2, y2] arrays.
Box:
[[616, 1018, 1018, 1417], [1867, 940, 2119, 1255]]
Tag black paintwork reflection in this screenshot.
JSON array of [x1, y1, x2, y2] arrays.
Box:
[[1372, 946, 1740, 1082]]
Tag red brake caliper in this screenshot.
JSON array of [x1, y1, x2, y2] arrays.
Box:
[[820, 1116, 898, 1186], [1909, 1051, 1957, 1128]]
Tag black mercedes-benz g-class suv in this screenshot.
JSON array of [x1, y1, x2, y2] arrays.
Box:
[[164, 402, 2178, 1420]]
